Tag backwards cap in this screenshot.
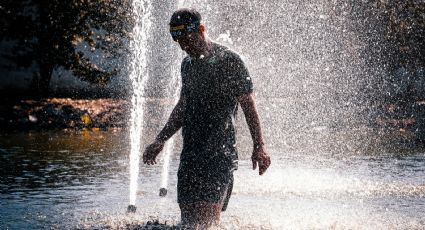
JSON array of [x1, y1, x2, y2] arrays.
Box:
[[169, 8, 202, 26]]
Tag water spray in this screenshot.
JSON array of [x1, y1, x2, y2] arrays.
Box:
[[159, 139, 174, 197], [127, 0, 153, 213], [157, 0, 183, 195]]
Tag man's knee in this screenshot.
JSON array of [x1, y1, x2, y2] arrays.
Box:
[[179, 202, 223, 227]]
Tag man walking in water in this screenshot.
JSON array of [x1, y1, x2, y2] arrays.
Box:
[[143, 8, 271, 229]]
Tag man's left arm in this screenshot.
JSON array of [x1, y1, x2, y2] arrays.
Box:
[[238, 93, 271, 175]]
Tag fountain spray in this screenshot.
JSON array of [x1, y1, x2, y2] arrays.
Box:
[[127, 0, 153, 213], [158, 128, 174, 197], [158, 85, 181, 198], [157, 0, 185, 197]]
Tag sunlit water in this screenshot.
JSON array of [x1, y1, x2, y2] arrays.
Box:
[[1, 124, 424, 229], [158, 0, 186, 194], [128, 0, 153, 206], [159, 34, 182, 194]]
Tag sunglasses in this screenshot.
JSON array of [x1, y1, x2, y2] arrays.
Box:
[[170, 22, 199, 41]]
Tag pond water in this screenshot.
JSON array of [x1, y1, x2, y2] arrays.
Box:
[[1, 126, 424, 229]]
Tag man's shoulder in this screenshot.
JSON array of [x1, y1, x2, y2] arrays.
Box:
[[212, 42, 243, 62], [182, 56, 191, 64], [181, 56, 192, 72]]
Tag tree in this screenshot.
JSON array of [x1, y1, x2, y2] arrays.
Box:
[[376, 1, 425, 70], [0, 0, 133, 96]]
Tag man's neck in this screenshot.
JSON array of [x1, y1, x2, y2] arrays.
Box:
[[194, 39, 213, 59]]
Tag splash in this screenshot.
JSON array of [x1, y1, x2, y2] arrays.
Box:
[[158, 0, 186, 196], [158, 45, 180, 196], [128, 0, 153, 206], [159, 140, 174, 195]]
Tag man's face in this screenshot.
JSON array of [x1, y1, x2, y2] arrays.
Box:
[[170, 25, 204, 57], [176, 33, 202, 56]]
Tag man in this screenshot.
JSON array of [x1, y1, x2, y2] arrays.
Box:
[[142, 8, 271, 229]]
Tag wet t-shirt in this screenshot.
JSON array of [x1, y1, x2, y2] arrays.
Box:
[[180, 42, 253, 171]]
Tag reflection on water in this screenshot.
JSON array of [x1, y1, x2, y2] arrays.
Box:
[[0, 129, 425, 229], [0, 130, 131, 229]]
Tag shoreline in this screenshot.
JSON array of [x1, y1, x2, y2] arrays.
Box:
[[0, 96, 180, 132], [0, 98, 130, 131], [0, 96, 423, 146]]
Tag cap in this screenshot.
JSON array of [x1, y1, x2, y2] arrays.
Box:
[[169, 8, 202, 41], [169, 8, 202, 26]]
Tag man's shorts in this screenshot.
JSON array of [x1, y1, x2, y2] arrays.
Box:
[[177, 153, 234, 211]]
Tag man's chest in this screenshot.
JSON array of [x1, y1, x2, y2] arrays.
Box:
[[184, 60, 228, 97]]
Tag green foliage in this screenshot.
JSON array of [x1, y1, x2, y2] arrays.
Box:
[[0, 0, 134, 92]]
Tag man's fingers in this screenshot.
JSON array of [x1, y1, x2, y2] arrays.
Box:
[[259, 162, 267, 175], [142, 154, 148, 164], [146, 159, 156, 165], [258, 160, 264, 175], [142, 151, 155, 165], [142, 151, 151, 164], [258, 156, 271, 175], [141, 143, 163, 165], [259, 163, 267, 175], [146, 157, 157, 165], [252, 157, 257, 170]]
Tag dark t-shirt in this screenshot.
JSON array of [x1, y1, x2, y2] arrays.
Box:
[[180, 42, 253, 171]]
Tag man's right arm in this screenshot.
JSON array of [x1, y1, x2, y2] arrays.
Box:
[[156, 96, 186, 143], [143, 96, 186, 165]]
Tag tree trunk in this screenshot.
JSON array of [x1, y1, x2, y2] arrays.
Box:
[[38, 61, 53, 97], [35, 0, 54, 98], [30, 28, 54, 98]]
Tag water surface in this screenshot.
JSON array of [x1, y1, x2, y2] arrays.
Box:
[[1, 128, 424, 229]]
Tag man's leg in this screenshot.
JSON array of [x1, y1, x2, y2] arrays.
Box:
[[179, 202, 224, 229], [221, 174, 234, 211], [179, 181, 231, 229], [177, 157, 233, 228]]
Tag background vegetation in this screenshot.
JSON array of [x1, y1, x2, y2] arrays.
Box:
[[0, 0, 133, 96]]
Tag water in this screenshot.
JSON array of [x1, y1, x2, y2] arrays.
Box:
[[159, 140, 173, 192], [153, 0, 185, 199], [1, 123, 424, 229], [128, 0, 153, 206], [158, 31, 182, 194]]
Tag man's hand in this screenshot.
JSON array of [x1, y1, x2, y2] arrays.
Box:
[[251, 145, 271, 175], [142, 140, 165, 165]]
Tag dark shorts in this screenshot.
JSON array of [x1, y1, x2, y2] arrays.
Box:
[[177, 153, 234, 211]]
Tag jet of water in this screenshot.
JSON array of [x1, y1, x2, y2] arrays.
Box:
[[158, 0, 187, 197], [128, 0, 153, 209]]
